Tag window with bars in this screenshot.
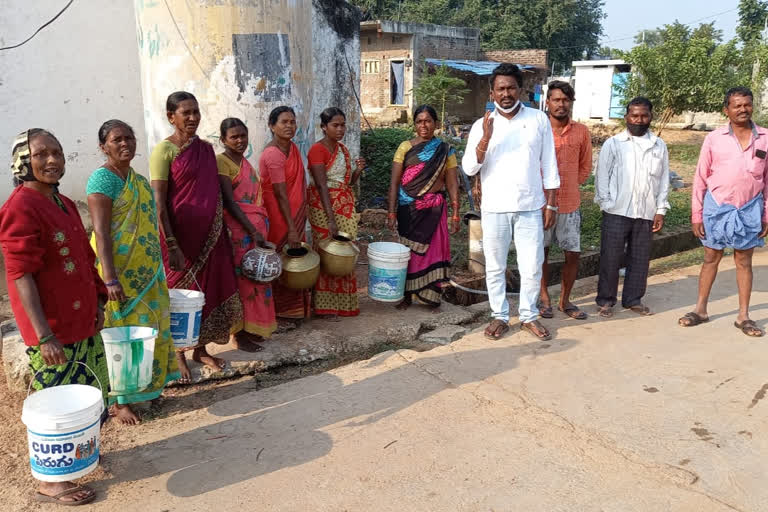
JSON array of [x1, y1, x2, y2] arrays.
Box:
[[363, 60, 380, 74]]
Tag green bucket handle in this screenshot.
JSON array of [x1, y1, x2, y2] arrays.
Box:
[[27, 360, 104, 398], [111, 297, 161, 344]]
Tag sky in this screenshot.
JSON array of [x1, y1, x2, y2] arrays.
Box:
[[602, 0, 741, 50]]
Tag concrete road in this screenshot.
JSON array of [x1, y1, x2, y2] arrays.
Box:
[[92, 254, 768, 511]]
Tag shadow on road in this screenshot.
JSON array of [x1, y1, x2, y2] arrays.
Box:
[[100, 340, 578, 497], [570, 266, 768, 327]]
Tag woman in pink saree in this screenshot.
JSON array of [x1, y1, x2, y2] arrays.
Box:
[[150, 91, 242, 380]]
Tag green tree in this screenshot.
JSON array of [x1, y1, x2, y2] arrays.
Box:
[[348, 0, 606, 73], [620, 22, 745, 134], [634, 22, 722, 47], [595, 46, 621, 59], [633, 29, 663, 47], [737, 0, 768, 44], [412, 63, 470, 126]]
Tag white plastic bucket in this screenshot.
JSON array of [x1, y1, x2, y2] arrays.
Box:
[[367, 242, 411, 302], [169, 289, 205, 348], [22, 365, 104, 482], [100, 326, 157, 395]]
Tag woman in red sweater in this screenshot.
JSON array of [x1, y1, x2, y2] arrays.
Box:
[[0, 129, 108, 506]]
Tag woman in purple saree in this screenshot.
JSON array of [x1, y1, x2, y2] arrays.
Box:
[[150, 91, 242, 380]]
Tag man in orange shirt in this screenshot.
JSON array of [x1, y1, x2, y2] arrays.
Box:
[[539, 81, 593, 320]]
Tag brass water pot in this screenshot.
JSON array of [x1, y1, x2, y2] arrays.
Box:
[[318, 232, 360, 277], [280, 242, 320, 289]]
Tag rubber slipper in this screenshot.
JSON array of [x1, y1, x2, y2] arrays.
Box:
[[484, 319, 510, 340], [734, 319, 764, 337], [35, 486, 96, 506], [559, 304, 587, 320], [538, 304, 554, 319], [678, 312, 709, 327], [521, 320, 552, 341]]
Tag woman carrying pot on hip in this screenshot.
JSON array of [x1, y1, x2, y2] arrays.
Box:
[[307, 107, 366, 319], [217, 117, 276, 350]]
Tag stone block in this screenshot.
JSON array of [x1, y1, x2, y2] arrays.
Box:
[[467, 301, 491, 320], [421, 309, 474, 329], [381, 323, 420, 344], [419, 325, 467, 345]]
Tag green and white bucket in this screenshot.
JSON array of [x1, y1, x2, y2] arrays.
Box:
[[100, 326, 158, 395]]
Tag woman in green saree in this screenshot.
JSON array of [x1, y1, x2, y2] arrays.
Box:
[[87, 120, 179, 425]]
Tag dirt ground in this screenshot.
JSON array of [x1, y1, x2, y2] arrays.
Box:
[[0, 128, 712, 508]]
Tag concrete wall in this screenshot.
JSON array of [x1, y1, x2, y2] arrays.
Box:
[[0, 0, 147, 203], [135, 0, 360, 167]]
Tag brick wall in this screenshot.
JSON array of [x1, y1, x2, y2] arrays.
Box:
[[360, 31, 414, 117], [482, 49, 548, 68]]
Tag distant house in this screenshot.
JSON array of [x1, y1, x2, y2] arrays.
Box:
[[360, 20, 548, 124], [571, 59, 631, 123]]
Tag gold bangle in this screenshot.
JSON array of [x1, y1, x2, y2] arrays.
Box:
[[477, 148, 486, 153]]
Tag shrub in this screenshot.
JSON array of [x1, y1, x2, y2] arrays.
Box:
[[359, 127, 413, 210]]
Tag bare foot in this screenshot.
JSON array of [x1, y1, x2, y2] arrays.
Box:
[[317, 313, 340, 322], [37, 481, 95, 504], [231, 332, 264, 352], [110, 404, 141, 425], [176, 351, 191, 383], [396, 297, 412, 310], [192, 346, 226, 371]]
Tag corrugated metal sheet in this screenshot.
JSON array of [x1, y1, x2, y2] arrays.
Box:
[[425, 58, 536, 76]]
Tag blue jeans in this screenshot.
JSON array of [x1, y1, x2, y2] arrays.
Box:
[[481, 211, 544, 323]]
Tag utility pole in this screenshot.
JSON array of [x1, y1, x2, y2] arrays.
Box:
[[755, 16, 768, 114]]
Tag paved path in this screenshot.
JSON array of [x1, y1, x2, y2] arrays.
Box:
[[90, 252, 768, 511]]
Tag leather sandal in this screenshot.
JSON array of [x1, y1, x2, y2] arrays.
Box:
[[521, 320, 552, 341], [678, 312, 708, 327], [484, 319, 510, 340], [734, 319, 764, 337]]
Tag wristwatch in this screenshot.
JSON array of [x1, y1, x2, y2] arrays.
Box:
[[546, 205, 559, 212]]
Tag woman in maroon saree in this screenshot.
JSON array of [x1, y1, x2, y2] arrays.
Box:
[[150, 91, 242, 380]]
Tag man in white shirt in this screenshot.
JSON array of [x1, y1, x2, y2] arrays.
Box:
[[463, 63, 560, 341], [594, 97, 670, 318]]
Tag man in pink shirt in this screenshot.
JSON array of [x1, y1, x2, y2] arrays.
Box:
[[679, 87, 768, 337]]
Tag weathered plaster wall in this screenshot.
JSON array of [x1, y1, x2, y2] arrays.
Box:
[[135, 0, 360, 165], [311, 0, 362, 155], [0, 0, 147, 203], [135, 0, 312, 163]]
